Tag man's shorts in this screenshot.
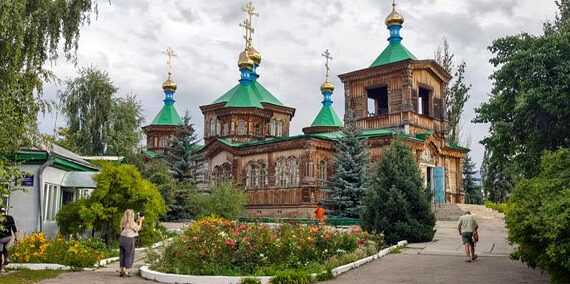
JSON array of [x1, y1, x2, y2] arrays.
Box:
[[462, 232, 474, 245], [0, 236, 11, 252]]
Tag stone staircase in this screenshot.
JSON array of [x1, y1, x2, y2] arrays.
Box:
[[432, 203, 504, 221]]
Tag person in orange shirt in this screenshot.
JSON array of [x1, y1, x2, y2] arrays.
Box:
[[315, 202, 325, 220]]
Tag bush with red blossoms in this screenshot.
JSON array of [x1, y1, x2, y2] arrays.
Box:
[[148, 215, 384, 276]]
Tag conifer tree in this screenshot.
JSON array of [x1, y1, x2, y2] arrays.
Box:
[[463, 155, 483, 204], [363, 139, 435, 244], [321, 116, 370, 218], [165, 112, 203, 186]]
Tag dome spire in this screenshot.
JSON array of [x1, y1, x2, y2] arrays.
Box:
[[385, 0, 404, 43], [320, 49, 334, 105], [237, 2, 262, 85], [161, 47, 177, 104]]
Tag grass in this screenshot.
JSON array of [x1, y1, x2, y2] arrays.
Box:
[[389, 244, 407, 254], [0, 269, 64, 284]]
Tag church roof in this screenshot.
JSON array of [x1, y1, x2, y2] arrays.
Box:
[[370, 42, 417, 67], [150, 104, 183, 126], [212, 80, 284, 109], [310, 105, 343, 127]]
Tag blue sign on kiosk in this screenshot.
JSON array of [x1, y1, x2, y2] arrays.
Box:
[[21, 175, 34, 187]]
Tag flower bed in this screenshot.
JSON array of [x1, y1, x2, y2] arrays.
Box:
[[9, 233, 118, 268], [147, 216, 384, 276]]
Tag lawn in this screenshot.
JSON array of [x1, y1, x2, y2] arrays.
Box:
[[0, 269, 63, 284]]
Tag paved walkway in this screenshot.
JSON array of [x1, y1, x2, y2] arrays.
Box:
[[324, 219, 550, 284]]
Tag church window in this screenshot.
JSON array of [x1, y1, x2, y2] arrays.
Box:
[[270, 119, 276, 136], [212, 166, 222, 186], [238, 121, 246, 135], [223, 123, 229, 136], [259, 162, 267, 188], [277, 120, 283, 137], [222, 163, 232, 184], [254, 124, 261, 135], [276, 159, 287, 187], [287, 158, 298, 186], [418, 87, 430, 116], [366, 86, 388, 116], [210, 119, 216, 136], [153, 136, 158, 147], [247, 163, 257, 188], [161, 136, 167, 147], [216, 119, 221, 136], [318, 160, 327, 185]]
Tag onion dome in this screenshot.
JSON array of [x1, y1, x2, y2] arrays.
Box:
[[385, 1, 404, 27], [238, 49, 254, 70], [246, 44, 261, 66], [162, 72, 177, 92], [320, 76, 334, 93]]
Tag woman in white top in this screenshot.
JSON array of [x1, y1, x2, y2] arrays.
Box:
[[119, 209, 144, 277]]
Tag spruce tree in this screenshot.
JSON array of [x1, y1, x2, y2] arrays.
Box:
[[463, 155, 483, 204], [363, 139, 435, 244], [322, 116, 370, 218], [165, 111, 203, 186]]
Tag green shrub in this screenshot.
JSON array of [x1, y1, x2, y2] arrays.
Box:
[[240, 277, 262, 284], [363, 139, 436, 244], [270, 270, 313, 284], [506, 148, 570, 284], [483, 201, 508, 213], [197, 183, 247, 220]]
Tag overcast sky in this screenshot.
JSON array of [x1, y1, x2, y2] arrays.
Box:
[[39, 0, 558, 169]]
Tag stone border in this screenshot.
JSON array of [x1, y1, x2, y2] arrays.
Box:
[[5, 237, 173, 271], [140, 240, 408, 284]]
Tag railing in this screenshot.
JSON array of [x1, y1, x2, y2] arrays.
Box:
[[238, 217, 362, 227]]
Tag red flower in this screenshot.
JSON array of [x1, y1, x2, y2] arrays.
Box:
[[360, 239, 365, 243], [204, 250, 209, 255], [340, 242, 344, 246]]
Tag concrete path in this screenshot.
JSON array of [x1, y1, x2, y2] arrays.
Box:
[[324, 219, 550, 284]]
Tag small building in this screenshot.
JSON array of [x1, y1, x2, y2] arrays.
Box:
[[4, 144, 99, 237]]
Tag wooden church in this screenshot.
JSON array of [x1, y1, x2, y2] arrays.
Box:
[[142, 2, 469, 218]]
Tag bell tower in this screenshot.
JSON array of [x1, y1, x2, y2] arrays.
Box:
[[338, 0, 451, 138]]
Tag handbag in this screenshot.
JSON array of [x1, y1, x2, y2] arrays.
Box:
[[473, 230, 479, 242]]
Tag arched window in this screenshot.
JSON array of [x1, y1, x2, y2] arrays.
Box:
[[270, 119, 276, 136], [259, 162, 267, 188], [161, 136, 167, 147], [154, 136, 158, 147], [247, 163, 257, 188], [223, 123, 229, 136], [222, 163, 232, 184], [212, 166, 222, 186], [287, 158, 298, 186], [254, 124, 261, 136], [210, 119, 216, 136], [318, 160, 327, 186], [238, 121, 246, 135], [276, 159, 287, 187], [277, 120, 283, 137], [216, 119, 221, 136]]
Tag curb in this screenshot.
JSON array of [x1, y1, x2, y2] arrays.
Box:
[[140, 240, 408, 284]]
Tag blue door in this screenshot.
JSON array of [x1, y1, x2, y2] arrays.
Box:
[[433, 166, 445, 204]]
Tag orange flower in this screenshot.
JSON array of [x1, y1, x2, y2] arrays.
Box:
[[324, 234, 330, 239]]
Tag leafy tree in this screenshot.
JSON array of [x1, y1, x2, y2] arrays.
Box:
[[106, 94, 144, 155], [506, 147, 570, 284], [480, 149, 517, 202], [474, 7, 570, 179], [58, 67, 144, 156], [59, 66, 116, 155], [57, 164, 166, 245], [434, 38, 471, 144], [363, 139, 435, 244], [197, 183, 247, 220], [321, 115, 370, 218], [0, 0, 99, 202], [463, 155, 483, 204], [165, 111, 203, 185]]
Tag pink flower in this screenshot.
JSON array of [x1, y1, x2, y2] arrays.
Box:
[[360, 239, 365, 243], [218, 246, 222, 250], [192, 237, 198, 241], [340, 242, 344, 246]]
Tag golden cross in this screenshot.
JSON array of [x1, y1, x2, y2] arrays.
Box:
[[162, 47, 177, 73], [239, 18, 254, 46], [322, 49, 333, 78], [242, 2, 259, 44]]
